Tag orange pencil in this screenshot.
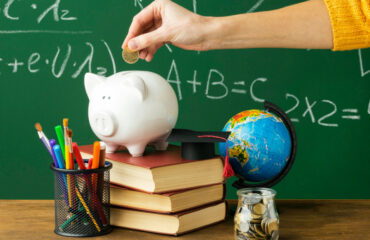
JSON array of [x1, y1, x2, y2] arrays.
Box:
[[97, 142, 106, 205], [92, 141, 100, 169], [98, 142, 106, 168], [92, 141, 100, 193]]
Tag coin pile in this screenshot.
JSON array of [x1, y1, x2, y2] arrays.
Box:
[[234, 193, 279, 240], [122, 47, 139, 64]]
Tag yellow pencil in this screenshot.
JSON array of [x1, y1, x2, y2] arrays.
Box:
[[75, 186, 101, 232]]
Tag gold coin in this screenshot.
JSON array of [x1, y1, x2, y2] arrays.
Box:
[[254, 224, 266, 237], [253, 203, 266, 215], [267, 220, 279, 235], [251, 213, 262, 220], [122, 47, 139, 64], [261, 218, 268, 233], [271, 230, 279, 239], [234, 213, 241, 225]]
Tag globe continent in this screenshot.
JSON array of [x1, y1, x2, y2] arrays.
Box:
[[219, 110, 291, 182]]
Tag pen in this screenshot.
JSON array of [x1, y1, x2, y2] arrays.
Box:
[[54, 125, 65, 158], [98, 142, 106, 168], [49, 139, 59, 168], [53, 145, 65, 169], [74, 142, 107, 225], [88, 158, 93, 169], [52, 144, 69, 206], [92, 141, 100, 169], [72, 142, 86, 170], [91, 141, 100, 196]]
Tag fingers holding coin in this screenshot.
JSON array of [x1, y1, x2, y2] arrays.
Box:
[[122, 47, 139, 64]]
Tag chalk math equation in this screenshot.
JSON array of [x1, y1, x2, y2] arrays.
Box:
[[0, 0, 368, 130], [165, 59, 369, 128], [0, 41, 116, 79], [0, 0, 77, 24]]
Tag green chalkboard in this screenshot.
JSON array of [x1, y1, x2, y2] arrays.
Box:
[[0, 0, 369, 200]]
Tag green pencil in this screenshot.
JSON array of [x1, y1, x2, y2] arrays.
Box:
[[55, 125, 65, 158], [58, 206, 84, 231]]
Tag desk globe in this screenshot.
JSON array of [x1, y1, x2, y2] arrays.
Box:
[[219, 102, 297, 187]]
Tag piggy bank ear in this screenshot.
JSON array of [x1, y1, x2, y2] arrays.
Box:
[[123, 74, 147, 101], [85, 73, 105, 100]]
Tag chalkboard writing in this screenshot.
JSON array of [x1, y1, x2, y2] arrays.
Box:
[[0, 0, 369, 200]]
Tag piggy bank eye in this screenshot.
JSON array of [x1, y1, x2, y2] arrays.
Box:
[[102, 96, 105, 100], [108, 96, 111, 100]]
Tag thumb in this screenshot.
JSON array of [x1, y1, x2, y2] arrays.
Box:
[[128, 28, 166, 51]]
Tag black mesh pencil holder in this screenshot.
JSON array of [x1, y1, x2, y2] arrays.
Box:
[[50, 161, 112, 237]]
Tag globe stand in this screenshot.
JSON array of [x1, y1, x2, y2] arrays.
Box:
[[232, 101, 298, 189]]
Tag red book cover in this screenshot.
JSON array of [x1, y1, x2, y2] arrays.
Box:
[[79, 144, 217, 169], [80, 144, 224, 194]]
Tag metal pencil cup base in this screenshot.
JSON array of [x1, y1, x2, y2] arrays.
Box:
[[50, 161, 112, 237]]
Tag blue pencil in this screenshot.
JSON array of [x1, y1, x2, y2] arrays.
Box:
[[53, 145, 69, 206]]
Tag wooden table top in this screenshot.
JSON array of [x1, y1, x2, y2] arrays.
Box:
[[0, 200, 369, 240]]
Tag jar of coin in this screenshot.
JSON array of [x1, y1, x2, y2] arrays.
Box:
[[234, 188, 279, 240]]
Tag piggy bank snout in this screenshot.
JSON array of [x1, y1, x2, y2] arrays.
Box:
[[91, 111, 117, 137]]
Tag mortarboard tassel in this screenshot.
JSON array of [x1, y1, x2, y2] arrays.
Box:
[[198, 135, 234, 178]]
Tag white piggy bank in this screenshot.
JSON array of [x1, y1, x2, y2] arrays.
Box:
[[84, 71, 178, 156]]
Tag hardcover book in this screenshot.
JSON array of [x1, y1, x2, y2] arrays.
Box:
[[80, 145, 224, 193], [110, 183, 225, 213], [111, 201, 227, 236]]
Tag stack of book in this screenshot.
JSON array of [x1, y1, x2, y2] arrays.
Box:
[[80, 145, 227, 236]]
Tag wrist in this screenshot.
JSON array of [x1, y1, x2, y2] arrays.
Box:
[[201, 16, 224, 51]]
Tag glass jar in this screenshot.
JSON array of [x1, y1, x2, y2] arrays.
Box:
[[234, 188, 279, 240]]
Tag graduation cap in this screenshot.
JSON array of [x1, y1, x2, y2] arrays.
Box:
[[166, 129, 231, 160], [167, 129, 234, 178]]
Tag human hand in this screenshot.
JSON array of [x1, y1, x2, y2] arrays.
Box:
[[122, 0, 212, 62]]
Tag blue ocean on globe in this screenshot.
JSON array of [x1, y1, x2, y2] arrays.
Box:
[[219, 110, 291, 182]]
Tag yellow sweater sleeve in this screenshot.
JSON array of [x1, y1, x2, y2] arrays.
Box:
[[324, 0, 370, 51]]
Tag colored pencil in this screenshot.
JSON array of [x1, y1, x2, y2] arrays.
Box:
[[52, 144, 69, 206], [53, 145, 65, 169], [97, 142, 106, 198], [88, 158, 93, 169], [54, 125, 65, 158], [92, 141, 100, 169], [98, 142, 106, 168], [91, 141, 100, 193], [49, 139, 59, 167], [73, 142, 86, 170], [75, 186, 101, 232], [65, 141, 75, 209], [58, 206, 84, 231]]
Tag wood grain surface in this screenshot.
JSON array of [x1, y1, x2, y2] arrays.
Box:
[[0, 200, 369, 240]]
